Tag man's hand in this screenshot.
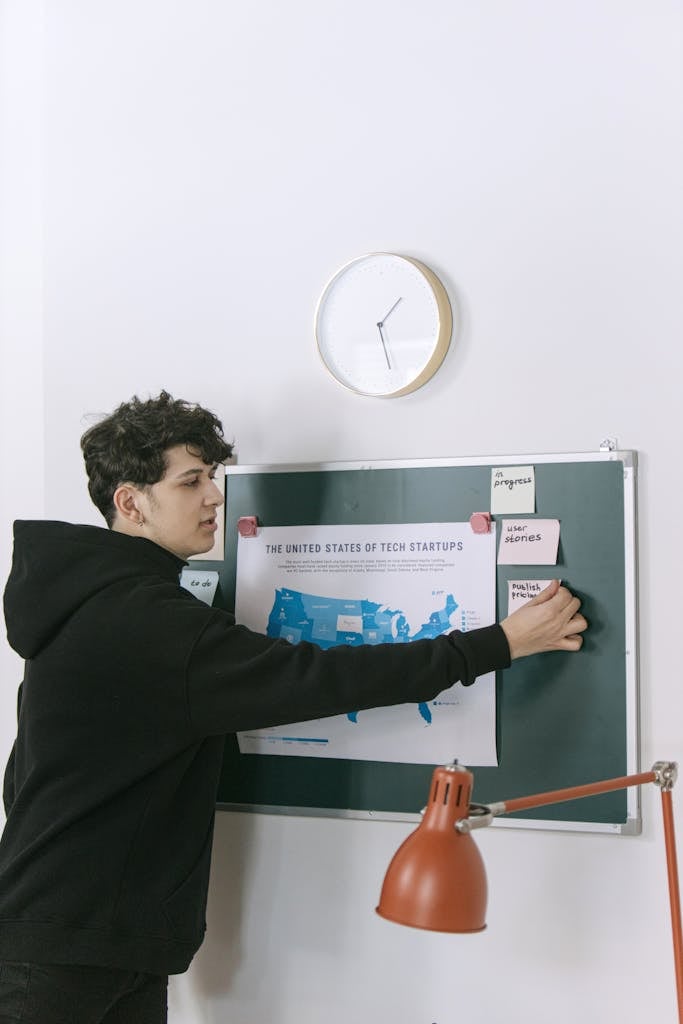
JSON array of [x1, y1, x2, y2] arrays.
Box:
[[500, 580, 587, 660]]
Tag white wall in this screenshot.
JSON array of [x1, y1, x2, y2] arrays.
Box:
[[0, 0, 44, 832], [2, 1, 682, 1021]]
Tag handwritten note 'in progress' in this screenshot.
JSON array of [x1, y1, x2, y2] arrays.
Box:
[[490, 465, 535, 514]]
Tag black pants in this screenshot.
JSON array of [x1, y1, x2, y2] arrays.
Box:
[[0, 962, 168, 1024]]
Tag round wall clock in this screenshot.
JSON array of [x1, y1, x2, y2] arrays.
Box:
[[315, 252, 453, 398]]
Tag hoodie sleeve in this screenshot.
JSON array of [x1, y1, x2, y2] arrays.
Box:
[[185, 616, 510, 737], [2, 684, 22, 816]]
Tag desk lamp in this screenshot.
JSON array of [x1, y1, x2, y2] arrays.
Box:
[[376, 761, 683, 1023]]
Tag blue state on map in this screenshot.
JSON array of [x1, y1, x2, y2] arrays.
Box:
[[266, 589, 459, 725]]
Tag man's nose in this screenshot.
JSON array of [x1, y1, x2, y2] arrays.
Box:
[[206, 479, 224, 506]]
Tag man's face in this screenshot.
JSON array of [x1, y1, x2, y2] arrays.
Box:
[[134, 444, 224, 559]]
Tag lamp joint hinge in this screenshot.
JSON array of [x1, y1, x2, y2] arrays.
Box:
[[653, 761, 678, 791], [455, 803, 495, 834]]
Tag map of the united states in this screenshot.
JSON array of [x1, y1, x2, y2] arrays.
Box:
[[267, 588, 459, 724]]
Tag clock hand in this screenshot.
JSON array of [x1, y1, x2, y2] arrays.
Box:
[[376, 299, 403, 370], [380, 296, 403, 323], [377, 322, 392, 370], [376, 297, 401, 370]]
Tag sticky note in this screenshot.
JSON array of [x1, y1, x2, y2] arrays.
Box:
[[491, 466, 535, 514], [179, 569, 220, 605], [507, 579, 554, 613], [497, 519, 560, 565]]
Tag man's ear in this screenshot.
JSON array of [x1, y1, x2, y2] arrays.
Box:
[[113, 484, 144, 527]]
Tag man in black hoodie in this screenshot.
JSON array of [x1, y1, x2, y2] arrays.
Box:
[[0, 391, 586, 1023]]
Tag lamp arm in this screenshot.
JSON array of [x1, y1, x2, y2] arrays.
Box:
[[455, 766, 666, 833], [455, 761, 683, 1024], [492, 767, 659, 817], [660, 779, 683, 1021]]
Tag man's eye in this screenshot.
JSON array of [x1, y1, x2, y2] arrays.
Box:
[[185, 479, 200, 487]]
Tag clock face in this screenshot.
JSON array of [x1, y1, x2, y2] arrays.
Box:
[[315, 253, 452, 397]]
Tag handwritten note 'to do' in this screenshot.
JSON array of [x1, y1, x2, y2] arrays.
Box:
[[179, 569, 220, 606]]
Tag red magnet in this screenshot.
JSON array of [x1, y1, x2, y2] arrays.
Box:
[[237, 516, 259, 538], [469, 512, 492, 534]]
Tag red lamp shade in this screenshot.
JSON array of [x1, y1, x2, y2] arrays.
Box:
[[376, 763, 488, 932]]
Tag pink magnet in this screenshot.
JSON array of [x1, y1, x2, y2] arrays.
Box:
[[237, 516, 259, 538], [470, 512, 492, 534]]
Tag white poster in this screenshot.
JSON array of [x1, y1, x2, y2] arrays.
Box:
[[234, 522, 498, 766]]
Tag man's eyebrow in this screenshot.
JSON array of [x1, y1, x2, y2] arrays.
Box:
[[174, 464, 218, 480]]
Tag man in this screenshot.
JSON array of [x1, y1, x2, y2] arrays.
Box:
[[0, 391, 586, 1023]]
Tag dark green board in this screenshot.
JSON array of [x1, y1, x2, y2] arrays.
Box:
[[202, 454, 638, 832]]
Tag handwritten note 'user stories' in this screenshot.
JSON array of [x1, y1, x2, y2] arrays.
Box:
[[491, 465, 535, 514], [497, 519, 560, 565]]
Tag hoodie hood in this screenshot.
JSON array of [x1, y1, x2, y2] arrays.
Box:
[[4, 521, 186, 659]]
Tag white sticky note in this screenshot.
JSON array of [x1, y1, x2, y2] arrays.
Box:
[[507, 579, 554, 614], [491, 466, 535, 514], [180, 569, 220, 605], [497, 519, 560, 565]]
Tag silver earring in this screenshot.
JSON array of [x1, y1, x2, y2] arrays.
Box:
[[138, 517, 144, 527]]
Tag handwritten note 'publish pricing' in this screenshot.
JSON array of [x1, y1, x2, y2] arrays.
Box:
[[490, 465, 535, 514], [507, 579, 554, 613], [497, 519, 560, 565]]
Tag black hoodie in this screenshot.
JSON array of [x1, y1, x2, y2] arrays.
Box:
[[0, 520, 510, 975]]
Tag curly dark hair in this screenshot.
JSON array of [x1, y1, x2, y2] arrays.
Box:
[[81, 391, 234, 527]]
